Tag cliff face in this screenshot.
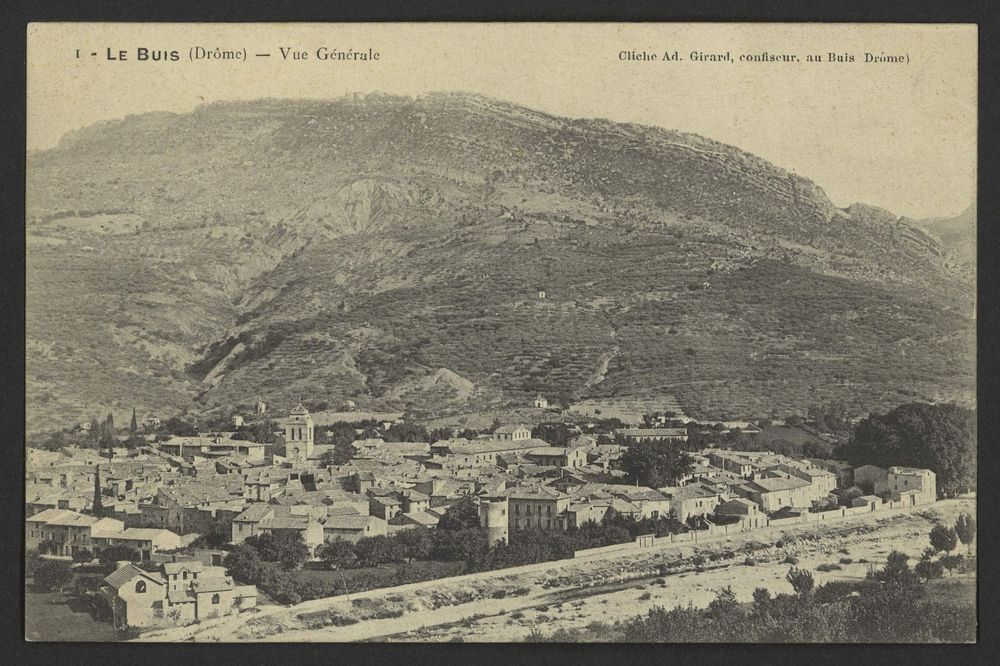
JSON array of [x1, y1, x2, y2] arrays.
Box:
[[25, 94, 974, 429]]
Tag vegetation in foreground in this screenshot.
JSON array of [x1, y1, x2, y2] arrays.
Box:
[[525, 550, 976, 643]]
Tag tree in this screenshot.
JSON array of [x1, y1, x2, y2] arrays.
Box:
[[130, 407, 138, 434], [620, 441, 694, 488], [223, 544, 265, 582], [438, 497, 480, 531], [320, 441, 354, 466], [104, 412, 115, 436], [245, 531, 310, 570], [72, 548, 94, 564], [34, 560, 73, 592], [92, 467, 104, 518], [164, 416, 198, 437], [939, 554, 963, 577], [929, 524, 958, 554], [384, 422, 429, 443], [786, 567, 814, 596], [836, 402, 975, 497], [429, 427, 454, 443], [954, 513, 976, 554], [316, 539, 358, 568], [98, 544, 141, 568], [354, 535, 406, 567], [915, 558, 944, 581], [394, 528, 434, 561], [532, 423, 572, 447]]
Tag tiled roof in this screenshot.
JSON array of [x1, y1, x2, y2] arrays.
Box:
[[751, 476, 811, 492], [104, 563, 163, 589], [163, 561, 205, 575], [324, 515, 379, 530]]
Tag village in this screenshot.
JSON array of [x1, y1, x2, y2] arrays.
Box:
[[23, 394, 950, 639]]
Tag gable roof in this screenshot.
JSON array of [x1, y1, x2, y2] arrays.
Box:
[[104, 563, 163, 590]]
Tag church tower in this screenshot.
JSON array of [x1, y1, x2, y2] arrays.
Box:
[[284, 403, 314, 462]]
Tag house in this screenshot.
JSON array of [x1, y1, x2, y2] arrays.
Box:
[[504, 485, 571, 531], [887, 467, 936, 505], [805, 458, 855, 488], [853, 465, 889, 494], [524, 446, 588, 469], [533, 395, 549, 409], [232, 415, 244, 428], [157, 436, 267, 461], [230, 504, 325, 549], [26, 509, 124, 557], [736, 476, 819, 513], [714, 497, 766, 529], [368, 495, 402, 521], [90, 526, 183, 560], [850, 495, 882, 511], [660, 483, 724, 522], [493, 424, 532, 441], [101, 561, 256, 628], [321, 514, 388, 543]]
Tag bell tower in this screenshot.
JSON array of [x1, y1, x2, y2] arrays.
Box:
[[284, 403, 314, 462]]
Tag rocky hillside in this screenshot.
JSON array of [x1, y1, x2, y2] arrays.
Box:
[[909, 203, 976, 268], [25, 93, 976, 431]]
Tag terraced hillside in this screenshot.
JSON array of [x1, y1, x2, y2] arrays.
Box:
[[25, 93, 975, 431]]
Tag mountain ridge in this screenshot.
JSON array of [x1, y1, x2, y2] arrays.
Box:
[[25, 93, 975, 432]]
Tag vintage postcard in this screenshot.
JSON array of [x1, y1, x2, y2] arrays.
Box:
[[25, 22, 976, 643]]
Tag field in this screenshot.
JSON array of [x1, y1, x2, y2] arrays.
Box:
[[24, 581, 118, 642], [138, 498, 975, 643], [567, 396, 687, 422]]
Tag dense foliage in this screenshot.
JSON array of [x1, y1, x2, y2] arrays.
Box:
[[620, 441, 694, 488], [33, 560, 74, 592], [837, 402, 976, 496]]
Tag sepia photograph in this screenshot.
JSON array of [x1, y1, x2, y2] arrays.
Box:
[[23, 22, 977, 643]]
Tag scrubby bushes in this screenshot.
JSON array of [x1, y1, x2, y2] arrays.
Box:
[[33, 559, 73, 592], [531, 551, 972, 642]]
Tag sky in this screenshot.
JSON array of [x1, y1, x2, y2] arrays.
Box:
[[27, 23, 977, 219]]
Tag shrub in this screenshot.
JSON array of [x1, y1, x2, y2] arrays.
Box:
[[491, 589, 508, 599], [816, 563, 842, 572], [34, 559, 73, 592], [744, 557, 757, 566], [510, 612, 524, 620], [929, 525, 958, 554], [783, 555, 799, 565], [839, 558, 853, 565], [98, 544, 141, 568], [786, 567, 815, 596], [639, 592, 652, 600], [536, 605, 549, 612], [915, 558, 944, 581], [691, 555, 707, 566]]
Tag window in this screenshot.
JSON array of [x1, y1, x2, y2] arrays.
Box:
[[211, 593, 221, 605], [514, 504, 519, 515], [526, 518, 531, 527], [182, 571, 188, 580], [135, 580, 146, 594], [546, 519, 551, 529]]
